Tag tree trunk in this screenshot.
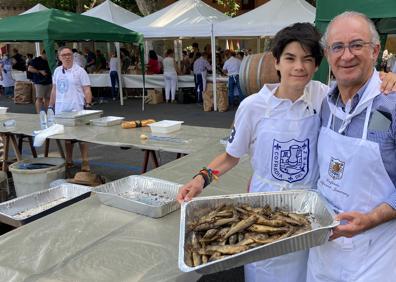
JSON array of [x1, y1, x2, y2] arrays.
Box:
[[134, 0, 162, 16]]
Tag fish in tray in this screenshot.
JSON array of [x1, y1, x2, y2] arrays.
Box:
[[179, 190, 338, 274], [184, 204, 312, 267]]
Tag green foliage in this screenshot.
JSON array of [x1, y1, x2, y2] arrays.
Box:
[[27, 0, 141, 14], [215, 0, 240, 17]]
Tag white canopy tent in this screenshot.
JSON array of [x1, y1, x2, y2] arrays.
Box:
[[214, 0, 315, 37], [20, 4, 49, 56], [83, 0, 141, 106], [124, 0, 229, 110]]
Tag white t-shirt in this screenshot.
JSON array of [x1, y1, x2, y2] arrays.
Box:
[[163, 57, 177, 74], [223, 56, 241, 76], [52, 64, 90, 113], [109, 57, 118, 72], [226, 81, 329, 159], [73, 53, 85, 68]]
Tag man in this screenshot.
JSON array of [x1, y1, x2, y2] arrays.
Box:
[[0, 55, 15, 99], [84, 47, 96, 73], [95, 49, 106, 72], [11, 48, 26, 71], [222, 49, 245, 108], [193, 52, 211, 104], [49, 46, 93, 172], [307, 11, 396, 281], [28, 50, 52, 113]]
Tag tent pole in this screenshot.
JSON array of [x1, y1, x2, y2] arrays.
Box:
[[43, 40, 56, 74], [35, 42, 40, 57], [115, 42, 124, 106], [140, 43, 146, 111], [211, 24, 217, 111]]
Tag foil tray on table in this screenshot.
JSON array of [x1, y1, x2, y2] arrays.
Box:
[[0, 184, 91, 227], [179, 190, 338, 274], [94, 176, 181, 218], [54, 110, 103, 126], [90, 116, 124, 127]]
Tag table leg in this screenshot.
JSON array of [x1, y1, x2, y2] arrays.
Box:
[[9, 135, 21, 162], [27, 136, 37, 158], [141, 150, 159, 174]]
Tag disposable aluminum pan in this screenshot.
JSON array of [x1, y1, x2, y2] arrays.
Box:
[[90, 116, 124, 127], [179, 190, 338, 274], [94, 176, 181, 218], [55, 110, 103, 126], [0, 183, 91, 227]]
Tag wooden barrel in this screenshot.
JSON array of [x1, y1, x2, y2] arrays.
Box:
[[239, 52, 279, 96]]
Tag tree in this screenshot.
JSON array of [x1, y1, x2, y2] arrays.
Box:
[[216, 0, 239, 17]]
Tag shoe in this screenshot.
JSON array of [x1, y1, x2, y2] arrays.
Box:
[[171, 100, 177, 104]]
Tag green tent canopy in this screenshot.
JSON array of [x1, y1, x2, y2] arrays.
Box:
[[0, 8, 144, 72], [315, 0, 396, 83]]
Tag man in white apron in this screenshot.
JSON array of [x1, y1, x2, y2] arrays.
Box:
[[307, 12, 396, 281], [49, 46, 93, 172]]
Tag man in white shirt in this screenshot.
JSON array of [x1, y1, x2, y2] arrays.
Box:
[[223, 50, 245, 108], [49, 46, 93, 172]]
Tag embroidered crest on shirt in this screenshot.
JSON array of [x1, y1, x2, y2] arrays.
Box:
[[328, 157, 345, 180], [271, 139, 309, 183]]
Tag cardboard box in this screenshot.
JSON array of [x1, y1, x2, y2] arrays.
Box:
[[145, 89, 164, 104]]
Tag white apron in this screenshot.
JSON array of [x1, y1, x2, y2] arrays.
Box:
[[307, 72, 396, 282], [245, 90, 321, 282], [201, 70, 207, 93], [55, 68, 85, 113]]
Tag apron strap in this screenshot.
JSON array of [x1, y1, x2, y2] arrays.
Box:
[[362, 100, 373, 140]]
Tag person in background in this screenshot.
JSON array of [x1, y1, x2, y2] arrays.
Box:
[[163, 49, 179, 103], [28, 50, 52, 113], [84, 47, 96, 73], [72, 48, 86, 68], [109, 51, 119, 101], [237, 51, 245, 61], [0, 55, 15, 99], [11, 48, 26, 71], [95, 50, 106, 72], [181, 50, 191, 75], [307, 11, 396, 281], [191, 42, 200, 66], [25, 53, 34, 80], [121, 50, 131, 74], [49, 46, 92, 172], [146, 50, 161, 75], [193, 52, 211, 104], [223, 50, 245, 108]]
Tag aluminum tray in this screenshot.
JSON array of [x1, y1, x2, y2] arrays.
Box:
[[55, 110, 103, 126], [94, 176, 181, 218], [0, 184, 91, 227], [91, 116, 124, 127], [179, 190, 338, 274]]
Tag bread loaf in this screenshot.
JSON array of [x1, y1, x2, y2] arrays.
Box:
[[121, 119, 156, 129]]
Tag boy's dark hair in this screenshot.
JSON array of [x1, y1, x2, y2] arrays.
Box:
[[271, 22, 323, 68]]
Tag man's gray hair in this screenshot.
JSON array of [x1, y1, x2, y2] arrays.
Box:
[[321, 11, 380, 48], [58, 46, 72, 54]]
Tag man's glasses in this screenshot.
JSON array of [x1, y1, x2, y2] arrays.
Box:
[[327, 40, 373, 56], [60, 53, 72, 58]]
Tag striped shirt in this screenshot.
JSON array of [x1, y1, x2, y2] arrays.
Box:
[[193, 57, 211, 74], [320, 72, 396, 209]]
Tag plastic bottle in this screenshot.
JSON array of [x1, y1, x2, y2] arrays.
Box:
[[39, 107, 47, 130], [47, 107, 55, 127]]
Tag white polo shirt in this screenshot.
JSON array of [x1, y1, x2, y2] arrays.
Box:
[[223, 56, 241, 76], [226, 81, 329, 159], [52, 64, 90, 113]]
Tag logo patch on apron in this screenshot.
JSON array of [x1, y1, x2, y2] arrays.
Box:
[[271, 139, 309, 183], [57, 78, 69, 94], [328, 157, 345, 180]]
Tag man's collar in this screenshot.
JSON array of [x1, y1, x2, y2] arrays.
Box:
[[328, 70, 375, 107]]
